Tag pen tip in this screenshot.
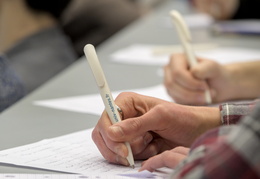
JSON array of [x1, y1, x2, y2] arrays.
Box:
[[130, 165, 135, 169]]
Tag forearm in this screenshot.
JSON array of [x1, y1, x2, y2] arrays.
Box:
[[226, 61, 260, 100]]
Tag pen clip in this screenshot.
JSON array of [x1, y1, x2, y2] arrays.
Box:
[[170, 10, 192, 42], [84, 44, 105, 87]]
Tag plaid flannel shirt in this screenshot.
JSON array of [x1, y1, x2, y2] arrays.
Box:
[[170, 101, 260, 179]]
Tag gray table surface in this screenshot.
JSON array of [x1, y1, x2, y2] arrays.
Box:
[[1, 0, 260, 174]]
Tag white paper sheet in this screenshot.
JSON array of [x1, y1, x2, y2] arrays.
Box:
[[110, 44, 260, 66], [0, 129, 170, 178], [34, 85, 172, 115], [0, 173, 162, 179], [162, 13, 214, 29]]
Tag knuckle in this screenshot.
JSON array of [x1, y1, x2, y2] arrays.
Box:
[[164, 78, 171, 88], [162, 150, 172, 158], [147, 143, 160, 157], [91, 128, 99, 142], [130, 118, 142, 131], [171, 146, 182, 153], [172, 70, 182, 80], [173, 97, 183, 104], [154, 104, 170, 115], [117, 92, 137, 99]]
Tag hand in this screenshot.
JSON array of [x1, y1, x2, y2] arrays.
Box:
[[139, 146, 190, 172], [192, 0, 239, 20], [164, 54, 236, 105], [92, 92, 220, 166]]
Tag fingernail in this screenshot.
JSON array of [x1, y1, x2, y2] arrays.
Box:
[[115, 146, 126, 158], [116, 155, 129, 166], [141, 160, 146, 167], [138, 167, 144, 172], [139, 161, 146, 172], [143, 133, 153, 146], [110, 126, 124, 137]]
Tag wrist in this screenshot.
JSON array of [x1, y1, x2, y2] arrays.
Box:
[[185, 106, 221, 146], [195, 106, 221, 138], [200, 106, 221, 129], [226, 62, 260, 100]]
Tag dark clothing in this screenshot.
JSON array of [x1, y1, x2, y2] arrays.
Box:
[[6, 26, 77, 93], [0, 56, 25, 112], [232, 0, 260, 19], [1, 26, 76, 112], [61, 0, 141, 56]]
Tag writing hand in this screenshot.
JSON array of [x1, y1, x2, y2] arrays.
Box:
[[164, 53, 237, 105], [92, 92, 220, 166]]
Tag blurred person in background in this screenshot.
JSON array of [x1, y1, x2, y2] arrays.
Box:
[[0, 0, 77, 112], [164, 54, 260, 105], [0, 0, 77, 93], [0, 0, 152, 112], [191, 0, 260, 20], [60, 0, 148, 56]]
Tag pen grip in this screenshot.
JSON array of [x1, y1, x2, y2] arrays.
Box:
[[100, 85, 121, 124], [100, 84, 135, 167]]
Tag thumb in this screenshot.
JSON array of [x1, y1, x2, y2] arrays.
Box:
[[108, 107, 164, 142], [191, 60, 219, 80]]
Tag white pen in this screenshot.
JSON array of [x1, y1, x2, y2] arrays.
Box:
[[83, 44, 135, 168], [170, 10, 212, 104]]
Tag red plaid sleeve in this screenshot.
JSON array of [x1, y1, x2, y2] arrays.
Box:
[[219, 101, 257, 125], [170, 102, 260, 179]]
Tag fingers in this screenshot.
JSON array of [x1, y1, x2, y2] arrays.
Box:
[[92, 114, 169, 165], [92, 125, 129, 166], [164, 54, 210, 105], [139, 147, 190, 172], [129, 132, 153, 155], [166, 79, 209, 105], [113, 92, 165, 120], [107, 104, 171, 142], [104, 104, 175, 160], [191, 59, 220, 80], [134, 138, 166, 160], [164, 54, 207, 91], [92, 93, 169, 165], [92, 92, 199, 166]]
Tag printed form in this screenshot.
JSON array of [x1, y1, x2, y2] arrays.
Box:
[[0, 128, 171, 178], [0, 173, 163, 179]]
